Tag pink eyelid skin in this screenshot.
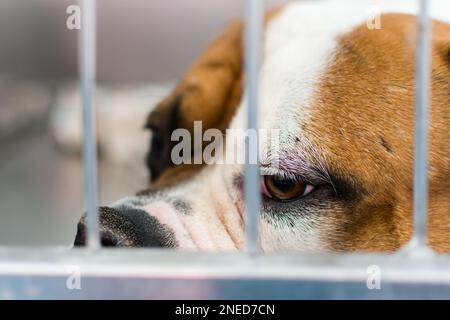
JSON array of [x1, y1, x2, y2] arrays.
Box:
[[260, 176, 315, 199], [303, 184, 315, 196], [260, 176, 270, 197]]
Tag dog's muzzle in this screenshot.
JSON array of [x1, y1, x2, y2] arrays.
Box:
[[74, 206, 177, 248]]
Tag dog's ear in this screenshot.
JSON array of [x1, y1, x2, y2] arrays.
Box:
[[145, 20, 244, 181], [145, 10, 282, 183]]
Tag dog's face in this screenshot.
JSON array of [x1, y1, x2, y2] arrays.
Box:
[[75, 1, 450, 252]]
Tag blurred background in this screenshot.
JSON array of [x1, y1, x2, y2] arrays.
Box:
[[0, 0, 288, 246]]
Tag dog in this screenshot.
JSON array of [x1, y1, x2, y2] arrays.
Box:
[[75, 0, 450, 252]]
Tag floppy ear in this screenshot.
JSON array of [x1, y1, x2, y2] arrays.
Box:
[[145, 9, 282, 183], [146, 20, 244, 181]]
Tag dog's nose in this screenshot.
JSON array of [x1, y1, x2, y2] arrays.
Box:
[[74, 206, 176, 248]]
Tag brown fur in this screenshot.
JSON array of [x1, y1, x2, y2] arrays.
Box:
[[146, 9, 281, 181], [145, 13, 450, 252], [305, 14, 450, 252]]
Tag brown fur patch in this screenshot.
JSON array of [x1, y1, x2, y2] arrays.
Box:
[[144, 11, 450, 252], [146, 9, 282, 184], [306, 14, 450, 252]]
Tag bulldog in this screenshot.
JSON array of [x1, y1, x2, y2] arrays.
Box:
[[75, 0, 450, 252]]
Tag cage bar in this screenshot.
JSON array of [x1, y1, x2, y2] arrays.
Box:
[[244, 0, 264, 255], [79, 0, 100, 250], [0, 0, 446, 301], [412, 0, 431, 248], [0, 249, 450, 299]]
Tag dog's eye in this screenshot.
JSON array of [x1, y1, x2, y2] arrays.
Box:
[[262, 175, 314, 201]]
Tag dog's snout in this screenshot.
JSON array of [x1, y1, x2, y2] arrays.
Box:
[[74, 206, 177, 248]]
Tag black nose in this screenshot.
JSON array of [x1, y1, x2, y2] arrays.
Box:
[[74, 206, 176, 248]]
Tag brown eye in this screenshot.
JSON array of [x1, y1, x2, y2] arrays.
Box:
[[262, 175, 314, 201]]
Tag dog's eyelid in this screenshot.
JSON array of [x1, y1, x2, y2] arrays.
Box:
[[260, 166, 324, 186]]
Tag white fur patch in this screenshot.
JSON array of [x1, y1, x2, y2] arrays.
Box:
[[228, 0, 450, 250], [115, 0, 450, 251]]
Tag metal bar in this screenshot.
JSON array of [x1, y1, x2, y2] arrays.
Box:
[[79, 0, 100, 250], [1, 249, 450, 299], [412, 0, 431, 248], [244, 0, 263, 255], [0, 248, 446, 282], [3, 273, 450, 300]]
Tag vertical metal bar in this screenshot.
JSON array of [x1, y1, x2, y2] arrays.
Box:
[[413, 0, 431, 248], [244, 0, 263, 254], [79, 0, 100, 250]]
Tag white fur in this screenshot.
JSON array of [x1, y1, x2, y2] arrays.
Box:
[[114, 0, 450, 251], [50, 83, 171, 169], [224, 0, 450, 250]]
